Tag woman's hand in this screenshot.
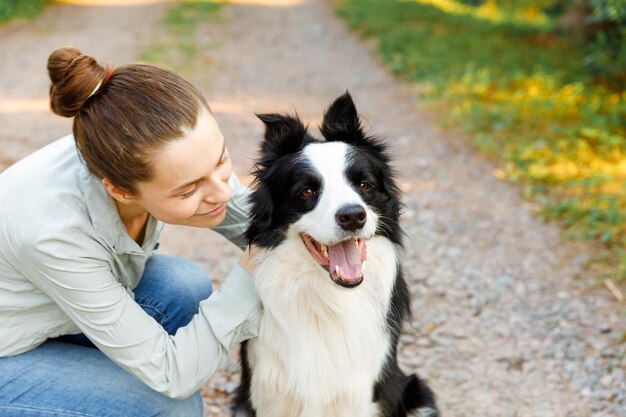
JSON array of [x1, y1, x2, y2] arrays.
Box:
[[239, 245, 260, 276]]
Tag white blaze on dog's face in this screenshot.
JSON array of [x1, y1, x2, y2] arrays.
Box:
[[289, 141, 380, 288], [294, 141, 379, 244]]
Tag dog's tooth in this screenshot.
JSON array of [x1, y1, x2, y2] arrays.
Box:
[[335, 265, 341, 277], [321, 245, 329, 258]]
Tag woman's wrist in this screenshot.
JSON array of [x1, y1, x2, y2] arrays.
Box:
[[238, 245, 260, 275]]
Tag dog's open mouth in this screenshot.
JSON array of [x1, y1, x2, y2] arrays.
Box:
[[301, 234, 367, 288]]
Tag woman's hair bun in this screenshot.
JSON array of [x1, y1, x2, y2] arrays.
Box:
[[48, 47, 107, 117]]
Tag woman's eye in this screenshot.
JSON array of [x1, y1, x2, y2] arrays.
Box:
[[181, 187, 198, 199], [218, 154, 230, 167], [300, 188, 315, 198], [359, 181, 372, 191]]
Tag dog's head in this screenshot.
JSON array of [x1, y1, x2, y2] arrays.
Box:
[[246, 92, 402, 288]]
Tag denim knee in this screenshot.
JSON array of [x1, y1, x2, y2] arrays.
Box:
[[99, 388, 204, 417], [154, 391, 204, 417], [135, 255, 213, 335], [0, 341, 204, 417]]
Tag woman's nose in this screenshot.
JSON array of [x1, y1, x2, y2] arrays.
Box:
[[203, 175, 230, 203]]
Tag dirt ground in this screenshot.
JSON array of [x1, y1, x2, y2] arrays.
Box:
[[1, 1, 624, 416]]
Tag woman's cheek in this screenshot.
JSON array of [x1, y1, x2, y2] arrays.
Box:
[[185, 196, 204, 217], [220, 160, 233, 181], [163, 198, 200, 222]]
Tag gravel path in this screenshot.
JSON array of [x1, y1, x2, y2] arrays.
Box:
[[1, 1, 624, 416]]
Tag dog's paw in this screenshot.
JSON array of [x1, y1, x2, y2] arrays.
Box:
[[410, 407, 439, 417]]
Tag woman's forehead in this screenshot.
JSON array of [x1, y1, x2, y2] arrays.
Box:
[[148, 110, 225, 189]]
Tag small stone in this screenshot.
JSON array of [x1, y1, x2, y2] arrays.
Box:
[[543, 346, 556, 358], [601, 349, 618, 358], [610, 368, 624, 382], [224, 382, 239, 394], [416, 337, 432, 347], [446, 246, 462, 260], [600, 374, 613, 387], [567, 345, 586, 359], [495, 274, 514, 289]]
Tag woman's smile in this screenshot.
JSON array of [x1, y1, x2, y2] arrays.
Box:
[[196, 203, 226, 217]]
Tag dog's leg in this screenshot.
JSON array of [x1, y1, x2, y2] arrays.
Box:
[[402, 373, 439, 417], [409, 408, 439, 417]]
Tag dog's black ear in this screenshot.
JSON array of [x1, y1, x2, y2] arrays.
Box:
[[256, 113, 308, 166], [320, 91, 366, 144]]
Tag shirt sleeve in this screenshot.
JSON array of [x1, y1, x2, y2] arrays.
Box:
[[211, 174, 251, 250], [18, 229, 260, 399]]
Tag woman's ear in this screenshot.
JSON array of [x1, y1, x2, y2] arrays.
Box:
[[102, 178, 136, 205]]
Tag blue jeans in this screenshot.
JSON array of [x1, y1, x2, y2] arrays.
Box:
[[0, 255, 213, 417]]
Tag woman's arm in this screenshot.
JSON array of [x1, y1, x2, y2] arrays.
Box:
[[19, 229, 260, 399]]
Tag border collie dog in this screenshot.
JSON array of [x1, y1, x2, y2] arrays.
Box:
[[234, 92, 438, 417]]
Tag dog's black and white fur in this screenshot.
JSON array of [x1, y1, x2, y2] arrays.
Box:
[[234, 92, 438, 417]]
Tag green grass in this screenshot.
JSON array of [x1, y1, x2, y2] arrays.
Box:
[[338, 0, 626, 280], [139, 0, 222, 73], [0, 0, 47, 22]]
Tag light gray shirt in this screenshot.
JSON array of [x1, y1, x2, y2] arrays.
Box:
[[0, 135, 260, 398]]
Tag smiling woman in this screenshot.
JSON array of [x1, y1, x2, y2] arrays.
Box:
[[129, 109, 233, 228], [0, 47, 261, 417]]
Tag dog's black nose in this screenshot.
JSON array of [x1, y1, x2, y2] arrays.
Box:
[[336, 204, 367, 231]]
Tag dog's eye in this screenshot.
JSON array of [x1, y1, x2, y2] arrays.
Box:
[[300, 188, 315, 198], [359, 181, 372, 191]]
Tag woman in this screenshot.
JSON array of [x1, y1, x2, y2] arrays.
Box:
[[0, 47, 260, 416]]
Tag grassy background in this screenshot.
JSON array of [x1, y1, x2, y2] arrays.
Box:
[[0, 0, 47, 22], [338, 0, 625, 281], [138, 0, 222, 74]]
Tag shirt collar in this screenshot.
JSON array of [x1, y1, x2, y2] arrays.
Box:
[[77, 163, 163, 255]]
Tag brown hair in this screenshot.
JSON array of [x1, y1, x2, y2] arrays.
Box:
[[47, 47, 210, 194]]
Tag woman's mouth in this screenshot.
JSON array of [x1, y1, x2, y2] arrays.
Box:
[[197, 203, 226, 217]]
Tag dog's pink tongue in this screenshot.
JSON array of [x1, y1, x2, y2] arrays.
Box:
[[328, 240, 364, 283]]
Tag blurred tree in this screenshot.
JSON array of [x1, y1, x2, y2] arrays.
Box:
[[574, 0, 625, 88], [554, 0, 588, 38], [459, 0, 624, 88]]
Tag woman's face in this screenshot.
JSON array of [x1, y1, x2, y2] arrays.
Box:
[[133, 109, 233, 228]]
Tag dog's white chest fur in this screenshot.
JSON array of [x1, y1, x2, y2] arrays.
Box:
[[246, 234, 398, 417]]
